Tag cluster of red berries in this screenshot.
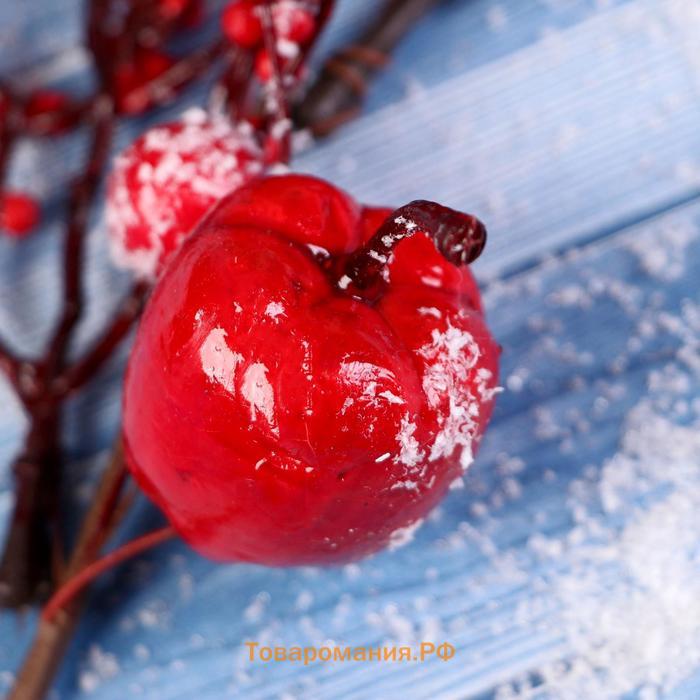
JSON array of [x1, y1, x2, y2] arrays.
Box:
[[0, 90, 71, 237], [0, 0, 207, 240], [221, 0, 318, 82]]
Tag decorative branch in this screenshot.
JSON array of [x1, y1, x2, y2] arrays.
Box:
[[7, 441, 128, 700], [260, 0, 292, 164], [44, 95, 115, 377], [0, 336, 23, 395], [42, 525, 176, 624], [0, 0, 229, 607], [295, 0, 440, 136], [52, 281, 149, 397]]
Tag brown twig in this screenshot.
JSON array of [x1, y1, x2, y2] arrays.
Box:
[[295, 0, 440, 136], [52, 281, 149, 397], [44, 95, 115, 377], [0, 0, 227, 607], [42, 525, 176, 624], [7, 441, 128, 700]]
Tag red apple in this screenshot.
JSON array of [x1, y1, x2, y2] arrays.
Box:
[[123, 174, 499, 564]]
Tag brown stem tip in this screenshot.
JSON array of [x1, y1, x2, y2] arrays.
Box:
[[341, 200, 487, 293]]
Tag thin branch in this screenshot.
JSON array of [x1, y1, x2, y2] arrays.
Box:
[[7, 440, 128, 700], [0, 336, 23, 395], [123, 40, 227, 113], [294, 0, 438, 136], [43, 525, 175, 623], [44, 95, 115, 376], [52, 281, 149, 398], [260, 0, 291, 163]]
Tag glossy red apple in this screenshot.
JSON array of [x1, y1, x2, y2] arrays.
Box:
[[123, 174, 499, 564]]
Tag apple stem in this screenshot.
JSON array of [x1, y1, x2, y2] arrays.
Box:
[[41, 525, 176, 624], [340, 200, 487, 293], [7, 440, 128, 700]]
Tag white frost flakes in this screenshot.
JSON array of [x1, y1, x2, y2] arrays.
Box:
[[276, 38, 299, 60], [181, 106, 208, 125], [241, 362, 279, 435], [476, 367, 503, 403], [418, 322, 486, 466], [337, 274, 352, 290], [390, 479, 419, 492], [79, 645, 120, 694], [394, 414, 424, 468], [378, 390, 405, 405], [460, 444, 474, 471], [368, 250, 388, 263], [243, 592, 270, 623], [449, 476, 465, 490], [504, 399, 700, 699], [375, 452, 391, 463], [264, 300, 286, 322], [626, 217, 697, 282], [339, 362, 405, 412], [340, 361, 394, 386], [388, 519, 424, 551], [393, 215, 418, 232], [199, 327, 242, 394]]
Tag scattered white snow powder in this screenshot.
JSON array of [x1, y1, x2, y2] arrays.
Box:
[[78, 646, 120, 694], [264, 301, 286, 322], [243, 592, 270, 624], [388, 519, 425, 551], [418, 322, 485, 466], [339, 361, 406, 424], [394, 414, 424, 469], [499, 400, 700, 699]]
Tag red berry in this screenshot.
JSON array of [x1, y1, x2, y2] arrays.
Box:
[[114, 49, 174, 115], [0, 192, 40, 237], [106, 109, 264, 279], [273, 2, 315, 44], [254, 48, 290, 83], [221, 0, 262, 49], [122, 174, 499, 565], [157, 0, 189, 19], [24, 90, 74, 134], [254, 48, 273, 82]]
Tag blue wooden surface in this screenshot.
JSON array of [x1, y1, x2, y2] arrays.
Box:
[[1, 1, 700, 698]]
